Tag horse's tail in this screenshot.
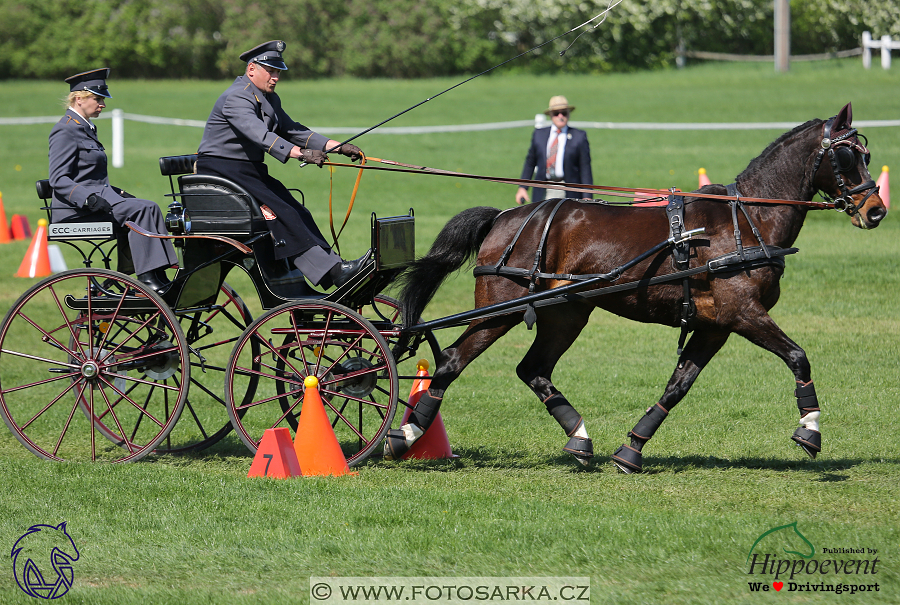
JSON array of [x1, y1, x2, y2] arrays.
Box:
[[397, 206, 501, 334]]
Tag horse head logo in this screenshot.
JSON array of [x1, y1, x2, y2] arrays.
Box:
[[11, 522, 80, 599], [747, 521, 815, 563]]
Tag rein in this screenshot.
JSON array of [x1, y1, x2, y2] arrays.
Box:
[[327, 153, 368, 255], [323, 158, 836, 209]]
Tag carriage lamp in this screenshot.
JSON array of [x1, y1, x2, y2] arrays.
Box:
[[165, 201, 191, 235]]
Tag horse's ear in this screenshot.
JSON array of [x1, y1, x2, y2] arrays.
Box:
[[835, 102, 853, 128]]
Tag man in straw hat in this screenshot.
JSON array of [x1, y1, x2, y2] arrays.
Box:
[[515, 95, 593, 205], [197, 40, 368, 289]]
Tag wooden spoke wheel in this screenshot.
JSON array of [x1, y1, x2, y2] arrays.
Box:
[[0, 269, 189, 462], [153, 283, 257, 454], [225, 300, 398, 467]]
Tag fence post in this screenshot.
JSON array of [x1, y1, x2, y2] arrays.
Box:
[[862, 31, 872, 69], [773, 0, 790, 72], [112, 108, 124, 168], [882, 35, 892, 69]]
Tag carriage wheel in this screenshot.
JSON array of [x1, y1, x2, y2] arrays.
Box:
[[225, 300, 398, 467], [153, 283, 257, 454], [0, 269, 189, 462], [361, 295, 441, 363], [359, 295, 441, 418]]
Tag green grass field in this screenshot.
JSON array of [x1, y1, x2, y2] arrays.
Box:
[[1, 59, 899, 604]]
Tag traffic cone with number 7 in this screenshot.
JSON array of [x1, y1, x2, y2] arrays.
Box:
[[293, 375, 354, 476], [400, 360, 458, 460]]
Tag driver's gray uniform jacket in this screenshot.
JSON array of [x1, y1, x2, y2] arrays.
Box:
[[195, 75, 338, 278], [197, 75, 329, 162]]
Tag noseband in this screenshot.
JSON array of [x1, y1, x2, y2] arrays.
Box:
[[809, 118, 879, 217]]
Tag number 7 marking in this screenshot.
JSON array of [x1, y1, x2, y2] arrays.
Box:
[[263, 453, 273, 476]]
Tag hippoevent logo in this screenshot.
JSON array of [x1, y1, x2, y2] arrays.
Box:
[[746, 522, 880, 595], [11, 522, 80, 599]]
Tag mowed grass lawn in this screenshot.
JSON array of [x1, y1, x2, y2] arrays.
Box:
[[0, 59, 899, 604]]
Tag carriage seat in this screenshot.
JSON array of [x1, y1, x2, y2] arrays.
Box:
[[174, 174, 269, 238], [158, 154, 268, 239], [36, 179, 115, 242]]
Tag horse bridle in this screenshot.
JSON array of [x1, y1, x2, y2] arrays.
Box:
[[810, 117, 879, 217]]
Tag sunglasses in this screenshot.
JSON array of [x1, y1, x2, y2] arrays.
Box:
[[551, 110, 569, 117]]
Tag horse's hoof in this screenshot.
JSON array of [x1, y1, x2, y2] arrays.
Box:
[[563, 436, 593, 466], [791, 427, 821, 459], [383, 429, 410, 461], [611, 444, 642, 474]]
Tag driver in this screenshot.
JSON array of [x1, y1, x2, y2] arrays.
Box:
[[196, 40, 367, 289]]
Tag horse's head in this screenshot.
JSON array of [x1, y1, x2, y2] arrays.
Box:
[[810, 103, 887, 229]]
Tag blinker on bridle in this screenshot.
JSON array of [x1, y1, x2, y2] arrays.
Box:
[[810, 117, 878, 217]]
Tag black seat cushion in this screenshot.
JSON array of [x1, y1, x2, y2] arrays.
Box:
[[177, 174, 268, 237]]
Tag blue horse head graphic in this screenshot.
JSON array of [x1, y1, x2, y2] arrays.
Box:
[[11, 522, 80, 599]]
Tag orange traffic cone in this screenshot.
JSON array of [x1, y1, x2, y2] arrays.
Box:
[[0, 191, 11, 244], [16, 218, 51, 278], [10, 214, 32, 240], [294, 376, 354, 476], [247, 427, 302, 478], [698, 167, 711, 188], [876, 165, 889, 210], [400, 360, 458, 460]]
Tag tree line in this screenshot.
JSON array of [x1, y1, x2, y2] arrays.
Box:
[[1, 0, 895, 80]]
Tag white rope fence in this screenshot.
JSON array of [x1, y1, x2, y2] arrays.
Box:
[[4, 109, 899, 168]]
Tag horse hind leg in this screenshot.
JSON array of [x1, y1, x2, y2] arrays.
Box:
[[383, 315, 518, 460], [544, 393, 594, 466], [791, 380, 821, 458], [516, 304, 594, 466], [612, 328, 730, 474]]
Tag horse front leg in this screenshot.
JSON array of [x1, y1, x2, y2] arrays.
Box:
[[383, 315, 517, 460], [732, 313, 822, 460], [612, 328, 730, 473]]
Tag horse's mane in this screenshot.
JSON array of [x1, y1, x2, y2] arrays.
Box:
[[736, 118, 822, 181]]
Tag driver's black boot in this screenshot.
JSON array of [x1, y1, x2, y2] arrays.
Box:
[[329, 251, 370, 288], [137, 268, 170, 293]]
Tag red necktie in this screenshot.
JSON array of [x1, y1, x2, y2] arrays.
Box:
[[546, 129, 559, 178]]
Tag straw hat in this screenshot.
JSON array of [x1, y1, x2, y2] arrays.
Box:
[[544, 95, 575, 115]]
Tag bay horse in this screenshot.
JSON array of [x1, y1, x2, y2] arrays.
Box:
[[387, 103, 886, 472]]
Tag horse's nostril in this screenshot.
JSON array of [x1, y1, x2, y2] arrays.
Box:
[[868, 207, 886, 224]]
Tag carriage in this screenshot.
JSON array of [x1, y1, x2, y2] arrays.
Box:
[[0, 103, 887, 471], [0, 155, 438, 465]]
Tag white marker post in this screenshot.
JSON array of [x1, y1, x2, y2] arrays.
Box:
[[112, 108, 124, 168]]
